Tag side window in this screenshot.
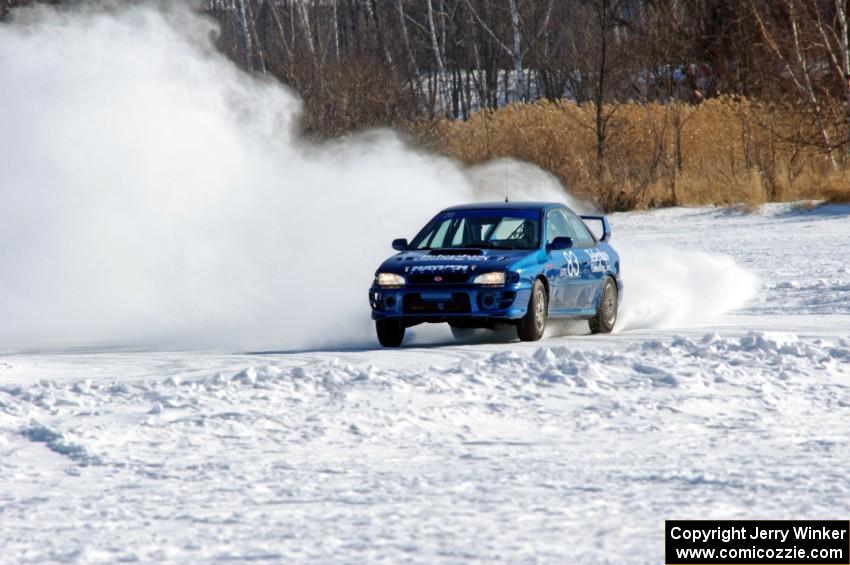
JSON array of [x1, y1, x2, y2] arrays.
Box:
[[565, 211, 596, 248], [546, 210, 574, 244]]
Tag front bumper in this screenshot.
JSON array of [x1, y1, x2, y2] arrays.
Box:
[[369, 283, 532, 323]]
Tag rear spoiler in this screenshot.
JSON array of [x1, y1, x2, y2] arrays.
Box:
[[580, 215, 612, 242]]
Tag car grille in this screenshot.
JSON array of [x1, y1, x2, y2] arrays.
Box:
[[403, 293, 471, 313], [408, 273, 470, 284]]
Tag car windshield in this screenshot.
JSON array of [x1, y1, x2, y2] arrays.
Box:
[[410, 209, 541, 250]]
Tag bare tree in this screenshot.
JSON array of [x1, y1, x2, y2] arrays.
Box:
[[810, 0, 850, 159], [507, 0, 525, 100], [427, 0, 450, 113], [752, 0, 838, 168]]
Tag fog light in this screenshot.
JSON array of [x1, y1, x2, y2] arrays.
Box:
[[480, 292, 499, 310]]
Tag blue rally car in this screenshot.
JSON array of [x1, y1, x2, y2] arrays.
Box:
[[368, 202, 622, 347]]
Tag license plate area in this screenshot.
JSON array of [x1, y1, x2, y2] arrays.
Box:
[[420, 292, 452, 300], [403, 293, 471, 314]]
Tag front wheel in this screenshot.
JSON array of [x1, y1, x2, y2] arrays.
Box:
[[517, 279, 547, 342], [589, 276, 618, 334], [376, 319, 405, 347]]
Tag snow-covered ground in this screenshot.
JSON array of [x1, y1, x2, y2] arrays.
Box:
[[1, 204, 849, 563]]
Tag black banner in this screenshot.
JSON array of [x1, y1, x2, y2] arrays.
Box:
[[666, 520, 850, 564]]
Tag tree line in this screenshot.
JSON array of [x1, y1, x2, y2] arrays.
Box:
[[197, 0, 850, 162], [3, 0, 850, 194]]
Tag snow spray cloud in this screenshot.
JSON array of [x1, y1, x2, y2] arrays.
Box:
[[0, 3, 755, 349], [0, 3, 572, 349], [614, 243, 760, 331]]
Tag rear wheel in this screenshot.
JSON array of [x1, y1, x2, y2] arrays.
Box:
[[517, 279, 547, 342], [589, 276, 618, 334], [376, 319, 405, 347]]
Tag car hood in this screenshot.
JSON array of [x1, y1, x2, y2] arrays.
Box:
[[376, 248, 538, 277]]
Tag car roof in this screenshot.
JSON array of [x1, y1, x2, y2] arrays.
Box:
[[440, 201, 566, 212]]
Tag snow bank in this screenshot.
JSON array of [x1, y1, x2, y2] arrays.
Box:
[[1, 332, 848, 561]]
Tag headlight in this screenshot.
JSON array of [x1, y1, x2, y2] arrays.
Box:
[[376, 272, 405, 287], [473, 272, 506, 285]]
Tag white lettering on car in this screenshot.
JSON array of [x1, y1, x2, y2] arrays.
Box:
[[410, 265, 470, 273], [417, 255, 499, 262], [559, 251, 580, 278], [585, 249, 610, 273]]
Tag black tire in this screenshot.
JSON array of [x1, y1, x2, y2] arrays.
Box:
[[517, 279, 547, 342], [376, 319, 405, 347], [589, 276, 618, 334]]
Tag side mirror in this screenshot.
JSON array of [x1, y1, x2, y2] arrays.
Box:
[[392, 238, 409, 251], [548, 236, 573, 251]]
